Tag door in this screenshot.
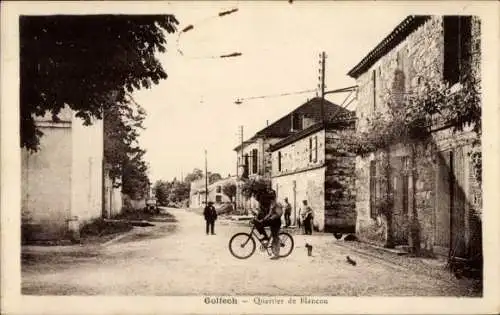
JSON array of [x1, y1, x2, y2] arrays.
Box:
[[293, 180, 297, 225], [435, 150, 452, 256], [391, 156, 409, 245], [435, 149, 467, 258]]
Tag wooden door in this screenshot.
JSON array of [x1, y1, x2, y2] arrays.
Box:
[[391, 156, 409, 245], [435, 150, 452, 256], [434, 148, 467, 258]]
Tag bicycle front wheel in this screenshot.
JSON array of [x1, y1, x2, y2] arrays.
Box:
[[229, 233, 256, 259], [278, 232, 294, 258]]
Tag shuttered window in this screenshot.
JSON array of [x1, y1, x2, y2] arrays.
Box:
[[252, 149, 258, 174]]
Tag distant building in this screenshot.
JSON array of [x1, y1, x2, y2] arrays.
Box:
[[234, 97, 347, 212], [21, 106, 111, 241], [348, 15, 482, 261], [269, 99, 356, 232], [189, 176, 237, 208]]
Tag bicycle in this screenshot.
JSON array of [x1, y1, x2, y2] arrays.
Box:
[[228, 218, 294, 259]]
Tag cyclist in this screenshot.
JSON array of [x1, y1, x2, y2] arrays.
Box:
[[253, 189, 283, 259]]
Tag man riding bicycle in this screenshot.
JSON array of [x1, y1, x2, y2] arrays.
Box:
[[253, 189, 283, 260]]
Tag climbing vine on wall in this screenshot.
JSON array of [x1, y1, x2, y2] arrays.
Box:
[[342, 72, 481, 185]]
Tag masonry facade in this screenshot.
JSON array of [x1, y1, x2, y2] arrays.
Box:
[[349, 16, 482, 261], [269, 99, 356, 233]]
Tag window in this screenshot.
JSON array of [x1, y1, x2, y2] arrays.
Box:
[[444, 16, 472, 84], [216, 186, 221, 193], [291, 113, 302, 131], [369, 160, 379, 219], [243, 154, 249, 176], [309, 138, 313, 162], [251, 149, 258, 174], [215, 195, 222, 203], [278, 151, 282, 172]]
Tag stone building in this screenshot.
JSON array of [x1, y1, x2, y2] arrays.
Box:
[[234, 97, 350, 213], [189, 176, 237, 209], [269, 101, 356, 232], [21, 106, 109, 241], [348, 15, 482, 262]]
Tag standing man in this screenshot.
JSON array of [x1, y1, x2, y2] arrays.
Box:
[[283, 197, 292, 227], [302, 200, 314, 235], [203, 201, 217, 235]]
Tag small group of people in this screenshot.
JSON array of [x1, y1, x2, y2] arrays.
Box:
[[283, 198, 314, 235], [203, 191, 315, 260]]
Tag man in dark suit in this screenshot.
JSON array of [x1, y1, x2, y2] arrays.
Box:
[[203, 201, 217, 235]]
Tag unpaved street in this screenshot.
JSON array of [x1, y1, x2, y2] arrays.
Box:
[[22, 208, 479, 296]]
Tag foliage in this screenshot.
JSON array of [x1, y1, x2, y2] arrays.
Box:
[[20, 15, 178, 151], [168, 180, 190, 203], [120, 150, 150, 199], [184, 168, 204, 183], [240, 177, 271, 204], [153, 180, 172, 206], [208, 173, 222, 185], [344, 72, 481, 184], [222, 182, 237, 202], [153, 179, 190, 205], [104, 95, 147, 183]]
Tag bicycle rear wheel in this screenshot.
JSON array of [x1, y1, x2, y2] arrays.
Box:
[[278, 232, 294, 258], [229, 233, 256, 259]]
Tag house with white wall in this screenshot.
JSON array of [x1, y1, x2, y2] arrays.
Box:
[[21, 106, 115, 241]]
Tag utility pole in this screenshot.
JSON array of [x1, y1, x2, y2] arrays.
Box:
[[236, 125, 244, 211], [205, 149, 208, 206], [318, 51, 326, 123]]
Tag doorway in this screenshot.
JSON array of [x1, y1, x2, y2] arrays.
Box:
[[435, 148, 466, 258]]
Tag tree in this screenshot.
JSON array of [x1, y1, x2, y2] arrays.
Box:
[[222, 182, 236, 203], [208, 172, 222, 184], [168, 181, 190, 203], [121, 149, 150, 200], [20, 15, 179, 151], [184, 168, 204, 183], [240, 177, 271, 205], [153, 180, 171, 206]]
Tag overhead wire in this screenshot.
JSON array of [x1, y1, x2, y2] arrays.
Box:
[[234, 88, 318, 104], [175, 6, 242, 60]]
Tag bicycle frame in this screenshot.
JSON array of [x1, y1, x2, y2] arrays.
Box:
[[244, 223, 270, 247]]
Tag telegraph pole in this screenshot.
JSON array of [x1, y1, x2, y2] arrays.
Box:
[[318, 51, 326, 123], [205, 149, 208, 206], [236, 125, 244, 211]]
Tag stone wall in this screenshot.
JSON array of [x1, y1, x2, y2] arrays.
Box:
[[353, 16, 482, 257], [271, 129, 325, 177], [324, 131, 356, 234]]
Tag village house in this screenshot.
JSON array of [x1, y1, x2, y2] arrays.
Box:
[[269, 98, 356, 233], [348, 15, 482, 263], [233, 104, 309, 211], [21, 106, 121, 241], [189, 176, 237, 209]]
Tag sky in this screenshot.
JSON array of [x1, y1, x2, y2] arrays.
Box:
[[131, 2, 411, 183]]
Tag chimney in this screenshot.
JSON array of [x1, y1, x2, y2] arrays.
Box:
[[266, 120, 269, 126]]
